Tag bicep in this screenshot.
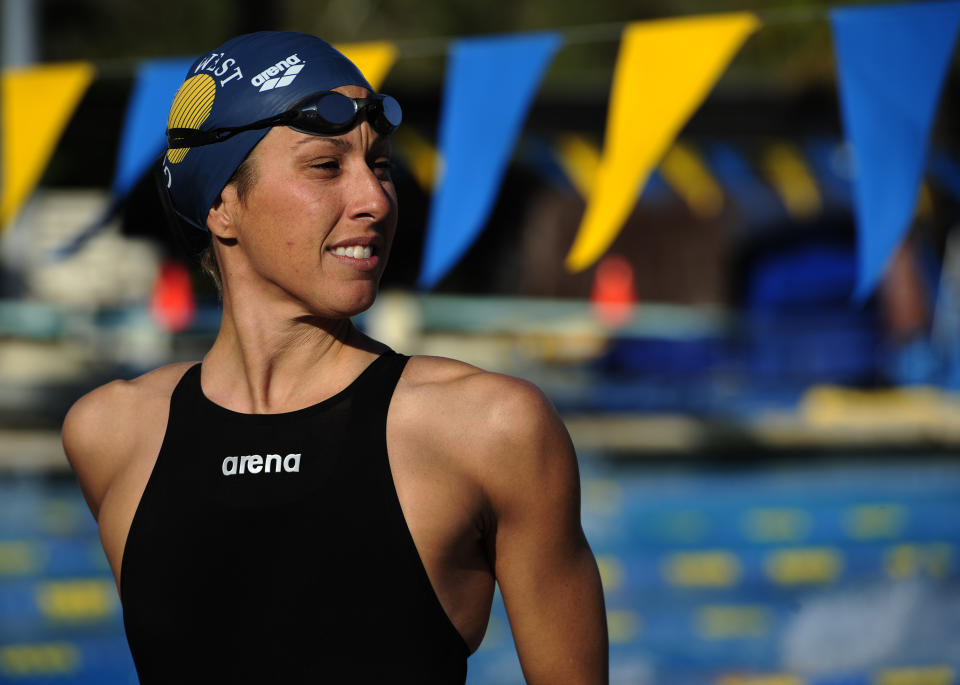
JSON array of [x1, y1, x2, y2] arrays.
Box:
[[484, 388, 608, 684], [496, 524, 608, 684]]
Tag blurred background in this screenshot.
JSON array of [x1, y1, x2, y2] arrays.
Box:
[[2, 0, 960, 683]]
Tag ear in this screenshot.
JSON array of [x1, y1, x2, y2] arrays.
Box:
[[206, 183, 241, 239]]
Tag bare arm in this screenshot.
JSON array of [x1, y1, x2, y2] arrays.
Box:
[[480, 379, 608, 684], [62, 381, 134, 520], [62, 364, 191, 588], [62, 363, 191, 520]]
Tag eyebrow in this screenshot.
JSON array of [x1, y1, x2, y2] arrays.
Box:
[[293, 135, 392, 156], [294, 136, 350, 150]]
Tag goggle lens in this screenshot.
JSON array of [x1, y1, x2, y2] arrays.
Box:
[[296, 92, 402, 135], [308, 92, 361, 126], [381, 95, 402, 129]]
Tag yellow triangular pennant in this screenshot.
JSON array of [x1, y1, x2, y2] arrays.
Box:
[[760, 142, 822, 220], [555, 133, 602, 198], [564, 13, 759, 272], [660, 141, 725, 220], [393, 126, 440, 191], [2, 62, 95, 229], [335, 41, 398, 91]]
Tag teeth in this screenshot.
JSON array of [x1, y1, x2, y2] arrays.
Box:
[[332, 245, 373, 259]]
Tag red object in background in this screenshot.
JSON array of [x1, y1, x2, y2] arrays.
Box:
[[591, 254, 637, 327], [151, 259, 196, 333]]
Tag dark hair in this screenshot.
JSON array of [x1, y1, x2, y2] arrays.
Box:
[[200, 155, 258, 292]]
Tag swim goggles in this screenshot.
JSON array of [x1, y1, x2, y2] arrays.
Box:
[[167, 91, 402, 149]]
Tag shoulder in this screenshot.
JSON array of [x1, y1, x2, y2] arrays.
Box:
[[63, 362, 195, 447], [397, 354, 560, 438], [394, 355, 577, 507], [62, 362, 195, 516]]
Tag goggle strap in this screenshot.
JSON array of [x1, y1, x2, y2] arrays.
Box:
[[168, 113, 290, 149], [166, 94, 399, 149]]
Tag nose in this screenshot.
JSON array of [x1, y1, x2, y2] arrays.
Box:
[[347, 160, 395, 224]]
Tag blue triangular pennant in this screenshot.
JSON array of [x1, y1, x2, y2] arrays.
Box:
[[52, 58, 192, 260], [705, 143, 784, 228], [830, 1, 960, 300], [112, 58, 193, 198], [418, 32, 562, 289]]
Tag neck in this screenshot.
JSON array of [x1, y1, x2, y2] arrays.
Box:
[[200, 280, 383, 414]]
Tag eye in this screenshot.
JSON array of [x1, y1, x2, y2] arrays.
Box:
[[312, 160, 340, 171], [372, 159, 394, 179]]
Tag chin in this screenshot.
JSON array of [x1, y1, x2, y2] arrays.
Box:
[[321, 287, 379, 319]]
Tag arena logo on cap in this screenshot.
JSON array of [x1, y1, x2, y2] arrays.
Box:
[[250, 54, 305, 92]]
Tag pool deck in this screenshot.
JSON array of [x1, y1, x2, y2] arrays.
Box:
[[5, 404, 960, 475]]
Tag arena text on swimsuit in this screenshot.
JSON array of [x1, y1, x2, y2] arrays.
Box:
[[221, 454, 301, 475]]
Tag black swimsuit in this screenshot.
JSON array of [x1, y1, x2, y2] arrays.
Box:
[[120, 352, 469, 683]]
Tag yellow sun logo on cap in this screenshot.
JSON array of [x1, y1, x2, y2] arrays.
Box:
[[166, 73, 216, 164]]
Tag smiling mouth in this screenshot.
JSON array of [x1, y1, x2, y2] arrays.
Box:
[[330, 245, 374, 259]]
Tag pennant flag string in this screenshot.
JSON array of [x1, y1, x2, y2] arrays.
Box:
[[0, 5, 856, 239], [830, 0, 960, 300], [22, 3, 835, 86], [564, 12, 760, 273], [5, 1, 959, 296], [394, 4, 825, 55]]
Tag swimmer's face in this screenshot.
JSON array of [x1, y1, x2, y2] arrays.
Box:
[[209, 85, 397, 318]]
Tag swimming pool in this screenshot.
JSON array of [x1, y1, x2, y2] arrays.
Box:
[[2, 455, 959, 684]]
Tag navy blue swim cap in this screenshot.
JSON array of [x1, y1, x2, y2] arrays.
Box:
[[163, 31, 373, 230]]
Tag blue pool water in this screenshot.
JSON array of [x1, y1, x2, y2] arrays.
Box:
[[2, 456, 959, 684]]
